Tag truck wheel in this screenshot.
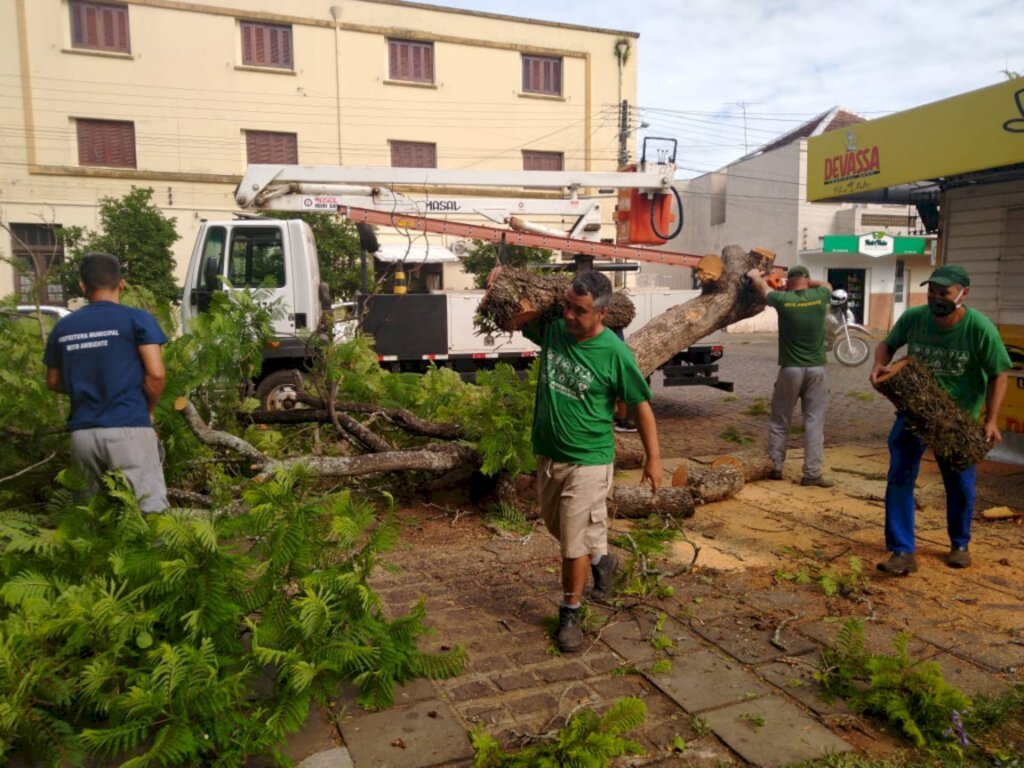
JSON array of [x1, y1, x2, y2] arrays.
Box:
[[255, 370, 304, 411]]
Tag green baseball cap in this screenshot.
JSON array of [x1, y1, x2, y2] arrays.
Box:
[[786, 265, 810, 279], [921, 264, 970, 287]]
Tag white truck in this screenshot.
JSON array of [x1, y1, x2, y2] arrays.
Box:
[[182, 161, 729, 409]]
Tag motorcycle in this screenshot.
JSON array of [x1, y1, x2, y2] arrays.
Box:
[[824, 289, 872, 366]]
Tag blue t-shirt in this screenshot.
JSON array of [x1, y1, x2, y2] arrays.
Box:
[[43, 302, 167, 431]]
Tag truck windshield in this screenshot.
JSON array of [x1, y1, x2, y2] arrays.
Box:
[[228, 227, 286, 288]]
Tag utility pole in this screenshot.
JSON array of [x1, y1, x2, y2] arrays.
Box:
[[618, 100, 630, 168], [731, 101, 760, 153]]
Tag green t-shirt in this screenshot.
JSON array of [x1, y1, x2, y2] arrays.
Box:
[[767, 285, 831, 367], [885, 305, 1011, 418], [523, 319, 652, 465]]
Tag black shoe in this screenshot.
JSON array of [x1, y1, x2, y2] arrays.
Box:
[[876, 552, 918, 575], [556, 605, 583, 653], [946, 546, 971, 569], [614, 418, 638, 433], [591, 553, 618, 602], [768, 469, 783, 480]]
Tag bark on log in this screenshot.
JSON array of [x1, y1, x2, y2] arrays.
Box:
[[872, 357, 991, 470], [629, 245, 776, 377], [174, 397, 265, 462], [611, 485, 695, 519], [670, 462, 745, 503], [672, 450, 774, 487], [256, 444, 479, 482], [477, 268, 636, 333]]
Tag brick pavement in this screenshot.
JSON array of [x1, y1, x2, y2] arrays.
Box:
[[287, 332, 1023, 767]]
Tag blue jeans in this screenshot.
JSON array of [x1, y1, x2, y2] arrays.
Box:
[[884, 414, 976, 553]]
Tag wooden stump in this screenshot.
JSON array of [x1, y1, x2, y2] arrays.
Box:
[[611, 485, 695, 519], [872, 357, 990, 470], [477, 269, 635, 333]]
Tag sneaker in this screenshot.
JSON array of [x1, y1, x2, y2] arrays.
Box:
[[768, 469, 783, 480], [556, 605, 583, 653], [876, 552, 918, 575], [946, 546, 971, 569], [800, 475, 834, 488], [614, 418, 638, 433], [591, 553, 618, 602]]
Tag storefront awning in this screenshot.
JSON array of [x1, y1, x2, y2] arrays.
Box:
[[807, 79, 1024, 201], [373, 244, 459, 263], [821, 233, 927, 258]]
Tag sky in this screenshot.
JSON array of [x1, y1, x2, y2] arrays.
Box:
[[425, 0, 1024, 178]]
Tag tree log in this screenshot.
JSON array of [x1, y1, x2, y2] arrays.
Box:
[[174, 397, 265, 462], [477, 268, 636, 333], [671, 462, 745, 503], [256, 444, 479, 482], [872, 357, 990, 470], [611, 485, 695, 519], [629, 245, 776, 377]]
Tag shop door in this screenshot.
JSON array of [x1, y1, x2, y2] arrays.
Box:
[[826, 268, 867, 324]]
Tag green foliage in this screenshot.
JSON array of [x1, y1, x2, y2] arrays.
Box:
[[612, 515, 680, 598], [484, 502, 532, 536], [776, 556, 867, 598], [62, 187, 180, 305], [719, 425, 754, 445], [460, 240, 553, 288], [470, 364, 538, 476], [0, 468, 464, 766], [471, 696, 645, 767], [816, 618, 972, 751], [846, 390, 875, 403], [743, 397, 769, 416], [263, 212, 363, 301]]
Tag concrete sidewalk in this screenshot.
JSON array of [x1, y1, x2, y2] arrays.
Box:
[[286, 443, 1024, 767]]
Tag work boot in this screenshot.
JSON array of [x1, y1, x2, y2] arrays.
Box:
[[946, 546, 971, 569], [556, 605, 583, 653], [800, 475, 834, 488], [876, 552, 918, 576], [614, 418, 638, 433], [590, 553, 619, 602], [768, 469, 783, 480]]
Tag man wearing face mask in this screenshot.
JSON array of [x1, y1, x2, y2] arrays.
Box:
[[870, 265, 1010, 575]]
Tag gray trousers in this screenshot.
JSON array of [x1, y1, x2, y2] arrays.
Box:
[[768, 366, 827, 479], [70, 427, 168, 513]]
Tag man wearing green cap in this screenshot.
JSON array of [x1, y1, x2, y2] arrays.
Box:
[[870, 264, 1011, 575], [746, 264, 833, 486]]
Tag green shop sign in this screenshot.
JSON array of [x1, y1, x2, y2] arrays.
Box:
[[821, 232, 927, 258]]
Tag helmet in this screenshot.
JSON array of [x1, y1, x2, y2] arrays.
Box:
[[830, 289, 848, 306]]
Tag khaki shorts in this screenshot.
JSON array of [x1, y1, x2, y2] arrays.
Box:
[[537, 456, 614, 559], [70, 427, 168, 513]]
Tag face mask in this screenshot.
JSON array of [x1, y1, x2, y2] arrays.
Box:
[[928, 288, 964, 317]]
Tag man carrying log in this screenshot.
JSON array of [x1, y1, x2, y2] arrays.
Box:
[[488, 268, 662, 653], [746, 265, 834, 487], [869, 264, 1010, 575]]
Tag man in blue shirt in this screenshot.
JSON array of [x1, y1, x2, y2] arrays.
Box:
[[44, 252, 169, 512]]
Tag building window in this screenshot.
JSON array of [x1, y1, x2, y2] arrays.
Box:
[[10, 224, 65, 305], [76, 118, 136, 168], [70, 0, 130, 54], [245, 130, 298, 164], [522, 150, 563, 171], [390, 141, 436, 168], [389, 39, 434, 83], [240, 21, 293, 69], [522, 55, 561, 96]]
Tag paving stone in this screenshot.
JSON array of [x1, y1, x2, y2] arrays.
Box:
[[692, 614, 815, 665], [756, 655, 851, 716], [505, 691, 559, 717], [296, 748, 354, 768], [645, 649, 771, 712], [465, 654, 514, 674], [740, 586, 827, 618], [338, 699, 472, 768], [280, 703, 340, 762], [600, 614, 703, 664], [910, 624, 1024, 672], [460, 702, 511, 727], [535, 660, 590, 683], [929, 652, 1013, 698], [492, 670, 538, 692], [701, 694, 853, 767], [444, 678, 499, 701]]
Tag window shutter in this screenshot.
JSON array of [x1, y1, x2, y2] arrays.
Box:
[[522, 55, 562, 95], [523, 151, 563, 171], [241, 22, 292, 68], [390, 141, 436, 168], [76, 119, 136, 168], [246, 131, 298, 164], [388, 40, 434, 83], [69, 2, 129, 53]]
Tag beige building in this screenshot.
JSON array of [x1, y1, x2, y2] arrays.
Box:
[[662, 108, 931, 331], [1, 0, 638, 303]]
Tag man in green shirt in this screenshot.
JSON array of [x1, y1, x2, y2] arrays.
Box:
[[499, 269, 662, 653], [747, 265, 833, 486], [870, 264, 1010, 575]]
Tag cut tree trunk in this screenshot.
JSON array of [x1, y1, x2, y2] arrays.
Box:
[[611, 485, 695, 519], [872, 357, 991, 470], [628, 245, 777, 377]]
